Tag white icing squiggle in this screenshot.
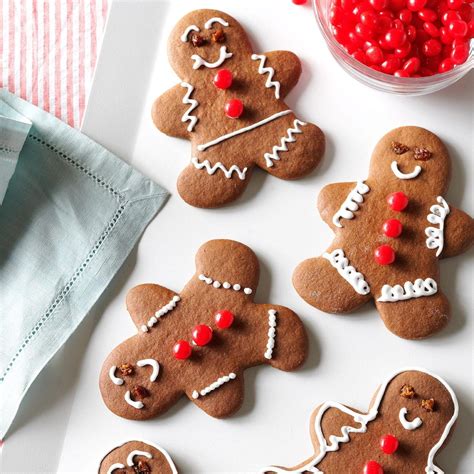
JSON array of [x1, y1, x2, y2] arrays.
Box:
[[145, 295, 181, 331], [391, 160, 422, 180], [261, 367, 459, 474], [137, 359, 160, 382], [198, 273, 253, 295], [377, 278, 437, 302], [180, 25, 200, 42], [425, 196, 450, 257], [191, 46, 232, 69], [109, 366, 124, 386], [180, 82, 199, 132], [124, 391, 144, 410], [332, 181, 370, 228], [399, 407, 423, 430], [127, 449, 152, 466], [192, 372, 236, 399], [191, 157, 247, 180], [107, 463, 125, 474], [264, 119, 307, 168], [204, 17, 229, 29], [251, 54, 281, 99], [264, 310, 277, 360], [197, 110, 293, 152], [323, 249, 370, 295]]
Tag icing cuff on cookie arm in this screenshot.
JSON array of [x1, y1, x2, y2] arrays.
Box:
[[180, 82, 199, 132], [425, 197, 450, 257], [261, 367, 458, 474], [332, 181, 370, 228]]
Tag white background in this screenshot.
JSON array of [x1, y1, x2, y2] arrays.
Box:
[[1, 0, 473, 472]]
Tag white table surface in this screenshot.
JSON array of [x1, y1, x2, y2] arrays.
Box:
[[1, 0, 473, 472]]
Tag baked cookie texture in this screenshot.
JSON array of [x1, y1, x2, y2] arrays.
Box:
[[99, 440, 177, 473], [293, 126, 474, 340], [262, 368, 458, 474], [100, 239, 307, 420], [152, 9, 325, 208]]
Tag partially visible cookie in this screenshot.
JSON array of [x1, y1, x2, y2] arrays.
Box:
[[99, 239, 307, 421], [152, 9, 325, 208], [293, 126, 474, 339], [262, 368, 458, 474], [99, 440, 177, 474]]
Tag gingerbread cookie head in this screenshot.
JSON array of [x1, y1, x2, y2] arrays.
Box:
[[99, 440, 177, 474], [100, 240, 307, 421], [369, 126, 451, 194], [169, 10, 251, 78], [293, 126, 474, 339], [263, 368, 458, 474], [152, 9, 325, 208]]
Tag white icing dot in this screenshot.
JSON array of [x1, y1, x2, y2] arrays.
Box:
[[213, 281, 221, 288], [199, 274, 206, 281], [173, 295, 181, 302], [223, 282, 231, 289], [244, 288, 252, 295], [192, 390, 199, 399], [233, 284, 241, 291], [229, 373, 236, 379], [141, 325, 148, 333]]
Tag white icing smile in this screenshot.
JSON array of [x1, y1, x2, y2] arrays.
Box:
[[191, 46, 232, 69], [391, 160, 422, 180], [399, 407, 423, 430]]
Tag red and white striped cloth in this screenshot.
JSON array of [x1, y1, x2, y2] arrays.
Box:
[[0, 0, 109, 128]]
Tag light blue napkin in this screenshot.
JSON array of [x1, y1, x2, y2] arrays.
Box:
[[0, 90, 168, 438]]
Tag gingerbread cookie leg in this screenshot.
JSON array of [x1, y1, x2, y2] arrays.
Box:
[[293, 254, 371, 314], [376, 286, 450, 339], [177, 157, 252, 208]]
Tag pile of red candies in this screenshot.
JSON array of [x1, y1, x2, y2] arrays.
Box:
[[329, 0, 473, 76]]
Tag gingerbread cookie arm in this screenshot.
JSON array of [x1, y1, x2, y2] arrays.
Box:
[[318, 181, 366, 230], [126, 284, 181, 333], [441, 206, 474, 258], [151, 84, 196, 139], [253, 303, 308, 371], [293, 253, 371, 314], [253, 51, 302, 99]]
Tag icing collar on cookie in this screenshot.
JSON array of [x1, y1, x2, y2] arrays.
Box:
[[191, 46, 232, 69], [391, 160, 422, 180]]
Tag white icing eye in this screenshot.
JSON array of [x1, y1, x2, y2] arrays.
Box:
[[181, 25, 200, 42], [391, 160, 422, 180], [205, 17, 229, 29], [399, 407, 423, 430]]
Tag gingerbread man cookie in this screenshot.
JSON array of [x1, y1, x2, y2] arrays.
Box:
[[100, 239, 307, 420], [152, 9, 325, 208], [293, 126, 474, 339], [263, 368, 458, 474], [99, 440, 177, 474]]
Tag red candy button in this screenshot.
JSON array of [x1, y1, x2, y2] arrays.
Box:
[[375, 245, 396, 265], [292, 0, 307, 4], [382, 218, 403, 238], [192, 324, 213, 346], [364, 460, 384, 474], [225, 99, 244, 119], [173, 340, 192, 360], [213, 69, 233, 89], [387, 191, 409, 212], [380, 434, 399, 454], [215, 310, 235, 329]]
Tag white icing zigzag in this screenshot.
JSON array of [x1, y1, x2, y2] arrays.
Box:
[[180, 82, 199, 132], [198, 273, 253, 295], [142, 295, 181, 332], [191, 157, 247, 180], [377, 278, 438, 302], [251, 54, 281, 99], [264, 310, 277, 359], [192, 372, 236, 399], [323, 249, 370, 295], [264, 119, 307, 167], [332, 181, 370, 228], [425, 196, 450, 257]]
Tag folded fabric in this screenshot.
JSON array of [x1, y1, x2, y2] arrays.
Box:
[[0, 100, 32, 204], [0, 90, 168, 439]]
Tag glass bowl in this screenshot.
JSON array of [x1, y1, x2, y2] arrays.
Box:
[[312, 0, 474, 95]]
